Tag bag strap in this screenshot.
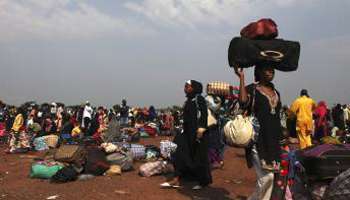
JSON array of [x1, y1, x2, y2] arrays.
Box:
[[250, 84, 257, 115], [194, 95, 202, 120]]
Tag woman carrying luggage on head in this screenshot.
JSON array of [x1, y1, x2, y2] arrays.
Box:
[[235, 64, 283, 200], [160, 80, 212, 190]]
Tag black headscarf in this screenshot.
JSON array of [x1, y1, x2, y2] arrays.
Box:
[[186, 80, 203, 99]]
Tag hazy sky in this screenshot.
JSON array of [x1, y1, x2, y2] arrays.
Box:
[[0, 0, 349, 108]]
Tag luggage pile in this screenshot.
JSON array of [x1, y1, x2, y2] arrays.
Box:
[[28, 139, 177, 182]]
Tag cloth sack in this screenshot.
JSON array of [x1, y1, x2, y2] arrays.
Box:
[[30, 161, 64, 179], [33, 136, 49, 151], [320, 136, 341, 145], [106, 165, 122, 176], [106, 151, 133, 171], [224, 115, 254, 147], [139, 161, 167, 177], [51, 166, 79, 183], [84, 148, 110, 176], [160, 140, 177, 159], [127, 144, 146, 160], [42, 135, 59, 148], [54, 145, 87, 167], [101, 142, 119, 153], [240, 18, 278, 40]]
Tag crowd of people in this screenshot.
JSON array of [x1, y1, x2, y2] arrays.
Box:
[[0, 77, 349, 199], [286, 92, 350, 148], [0, 99, 180, 152]]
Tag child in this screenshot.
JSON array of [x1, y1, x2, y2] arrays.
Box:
[[71, 122, 82, 139]]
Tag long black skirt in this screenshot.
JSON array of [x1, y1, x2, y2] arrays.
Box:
[[173, 131, 212, 186]]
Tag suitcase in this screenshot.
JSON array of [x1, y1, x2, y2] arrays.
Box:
[[299, 144, 350, 181], [228, 37, 300, 72], [54, 145, 87, 165], [207, 81, 232, 96]]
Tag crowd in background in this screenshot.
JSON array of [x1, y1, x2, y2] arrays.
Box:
[[0, 99, 181, 153], [0, 97, 349, 153]]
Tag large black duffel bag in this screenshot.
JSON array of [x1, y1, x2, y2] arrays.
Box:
[[298, 144, 350, 181], [228, 37, 300, 71]]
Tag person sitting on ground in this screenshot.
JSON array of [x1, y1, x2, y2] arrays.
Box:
[[71, 122, 82, 139], [7, 107, 30, 153]]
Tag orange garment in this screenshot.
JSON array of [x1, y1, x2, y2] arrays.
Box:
[[12, 114, 24, 132], [290, 96, 316, 149], [71, 126, 82, 137]]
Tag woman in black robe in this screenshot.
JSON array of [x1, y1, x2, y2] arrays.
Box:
[[235, 65, 283, 200], [161, 80, 212, 190]]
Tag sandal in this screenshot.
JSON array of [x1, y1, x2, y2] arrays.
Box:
[[160, 180, 180, 188]]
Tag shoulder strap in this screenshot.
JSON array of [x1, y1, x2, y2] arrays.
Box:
[[250, 84, 257, 114], [194, 95, 201, 119]]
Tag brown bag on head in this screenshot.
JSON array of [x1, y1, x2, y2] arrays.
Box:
[[240, 18, 278, 40], [54, 145, 87, 166]]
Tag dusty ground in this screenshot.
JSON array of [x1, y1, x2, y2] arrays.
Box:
[[0, 137, 256, 200]]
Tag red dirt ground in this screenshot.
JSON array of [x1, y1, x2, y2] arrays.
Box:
[[0, 137, 256, 200]]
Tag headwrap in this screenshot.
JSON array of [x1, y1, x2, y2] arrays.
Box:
[[315, 101, 327, 117], [300, 89, 309, 97], [185, 80, 203, 99]]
